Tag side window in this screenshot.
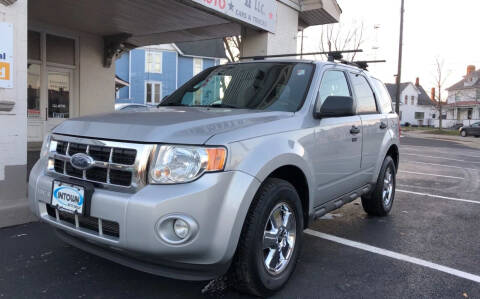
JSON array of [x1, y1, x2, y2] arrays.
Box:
[[317, 70, 351, 109], [371, 78, 393, 114], [350, 73, 378, 114]]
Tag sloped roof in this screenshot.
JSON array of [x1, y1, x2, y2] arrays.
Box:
[[385, 82, 434, 106], [447, 70, 480, 91], [385, 83, 409, 101], [175, 39, 227, 59]]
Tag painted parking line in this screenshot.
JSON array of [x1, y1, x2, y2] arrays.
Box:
[[401, 161, 478, 171], [396, 189, 480, 205], [402, 153, 480, 164], [401, 146, 480, 158], [304, 229, 480, 284], [398, 170, 464, 180]]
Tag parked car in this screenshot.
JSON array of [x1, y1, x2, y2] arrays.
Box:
[[29, 60, 400, 296], [451, 123, 464, 130], [460, 122, 480, 137]]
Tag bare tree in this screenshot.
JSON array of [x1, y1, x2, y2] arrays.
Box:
[[319, 22, 365, 61], [223, 36, 242, 62], [432, 58, 450, 130]]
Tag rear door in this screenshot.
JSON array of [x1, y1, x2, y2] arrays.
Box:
[[348, 72, 387, 183], [313, 69, 363, 206]]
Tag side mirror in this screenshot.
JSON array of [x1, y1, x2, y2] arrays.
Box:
[[314, 96, 355, 119]]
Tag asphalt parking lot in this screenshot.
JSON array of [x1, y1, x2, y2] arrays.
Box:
[[2, 135, 480, 298]]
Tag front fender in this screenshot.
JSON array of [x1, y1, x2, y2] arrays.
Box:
[[226, 130, 316, 212]]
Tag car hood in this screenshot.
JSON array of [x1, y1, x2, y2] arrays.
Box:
[[53, 107, 293, 144]]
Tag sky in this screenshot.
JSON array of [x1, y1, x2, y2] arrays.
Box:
[[301, 0, 480, 97]]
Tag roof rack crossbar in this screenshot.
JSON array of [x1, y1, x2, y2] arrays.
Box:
[[239, 49, 362, 61]]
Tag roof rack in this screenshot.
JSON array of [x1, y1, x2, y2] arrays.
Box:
[[239, 50, 363, 61], [239, 50, 385, 71], [349, 60, 386, 71]]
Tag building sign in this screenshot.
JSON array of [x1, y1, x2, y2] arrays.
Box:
[[191, 0, 277, 33], [0, 22, 14, 88]]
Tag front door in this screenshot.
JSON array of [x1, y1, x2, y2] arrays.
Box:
[[313, 69, 363, 206], [45, 68, 73, 135]]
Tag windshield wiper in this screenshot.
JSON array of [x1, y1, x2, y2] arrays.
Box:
[[158, 103, 187, 107], [207, 103, 242, 109]]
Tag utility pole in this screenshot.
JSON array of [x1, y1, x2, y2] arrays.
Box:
[[395, 0, 405, 115]]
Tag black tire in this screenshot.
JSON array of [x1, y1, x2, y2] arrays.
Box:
[[361, 156, 396, 217], [461, 130, 467, 137], [229, 178, 304, 297]]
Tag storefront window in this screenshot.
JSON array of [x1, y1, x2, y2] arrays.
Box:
[[48, 72, 70, 118], [28, 31, 41, 61], [27, 64, 41, 118], [46, 34, 75, 65]]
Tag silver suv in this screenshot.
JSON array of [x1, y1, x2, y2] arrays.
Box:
[[29, 60, 400, 296]]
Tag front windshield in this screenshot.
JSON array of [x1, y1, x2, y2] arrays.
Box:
[[160, 62, 314, 112]]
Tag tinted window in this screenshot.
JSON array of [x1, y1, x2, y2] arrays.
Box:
[[161, 62, 314, 112], [350, 74, 378, 114], [371, 78, 393, 113], [317, 71, 351, 108]]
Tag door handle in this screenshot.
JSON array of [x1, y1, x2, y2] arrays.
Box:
[[350, 126, 361, 135], [380, 122, 387, 129]]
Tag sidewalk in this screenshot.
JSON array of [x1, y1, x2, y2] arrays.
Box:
[[403, 130, 480, 149]]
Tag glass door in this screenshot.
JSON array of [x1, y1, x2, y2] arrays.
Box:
[[45, 68, 73, 134]]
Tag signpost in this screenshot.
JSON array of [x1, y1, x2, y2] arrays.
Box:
[[191, 0, 277, 33], [0, 22, 14, 88]]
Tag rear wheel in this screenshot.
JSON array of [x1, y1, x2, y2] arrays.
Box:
[[361, 156, 396, 216], [230, 178, 303, 297], [461, 130, 467, 137]]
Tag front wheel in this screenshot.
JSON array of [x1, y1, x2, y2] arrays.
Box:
[[461, 130, 467, 137], [361, 156, 396, 216], [229, 178, 304, 297]]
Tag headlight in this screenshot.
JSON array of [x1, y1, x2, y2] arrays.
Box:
[[149, 145, 227, 184], [40, 134, 52, 158]]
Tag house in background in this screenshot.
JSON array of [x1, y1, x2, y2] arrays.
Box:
[[445, 65, 480, 127], [115, 39, 227, 105], [386, 78, 438, 126]]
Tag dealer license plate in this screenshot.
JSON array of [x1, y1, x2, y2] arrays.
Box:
[[51, 181, 85, 214]]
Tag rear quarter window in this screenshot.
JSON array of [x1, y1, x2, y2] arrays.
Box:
[[371, 78, 394, 114]]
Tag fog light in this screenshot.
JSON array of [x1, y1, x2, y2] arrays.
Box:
[[173, 219, 189, 239]]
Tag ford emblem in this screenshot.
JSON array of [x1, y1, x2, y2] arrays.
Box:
[[70, 153, 95, 170]]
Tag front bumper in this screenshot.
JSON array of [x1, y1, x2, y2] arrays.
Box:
[[28, 158, 260, 280]]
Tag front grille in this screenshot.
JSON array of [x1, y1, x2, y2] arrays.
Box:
[[46, 204, 120, 238], [49, 138, 142, 188]]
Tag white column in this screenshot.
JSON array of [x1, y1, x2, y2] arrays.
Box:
[[241, 2, 299, 57], [0, 0, 34, 227]]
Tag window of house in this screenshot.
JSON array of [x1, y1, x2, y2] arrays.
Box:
[[145, 82, 162, 104], [414, 112, 425, 119], [468, 108, 473, 119], [145, 51, 162, 73], [193, 58, 203, 76], [455, 91, 460, 101], [350, 73, 378, 114], [411, 96, 414, 105]]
